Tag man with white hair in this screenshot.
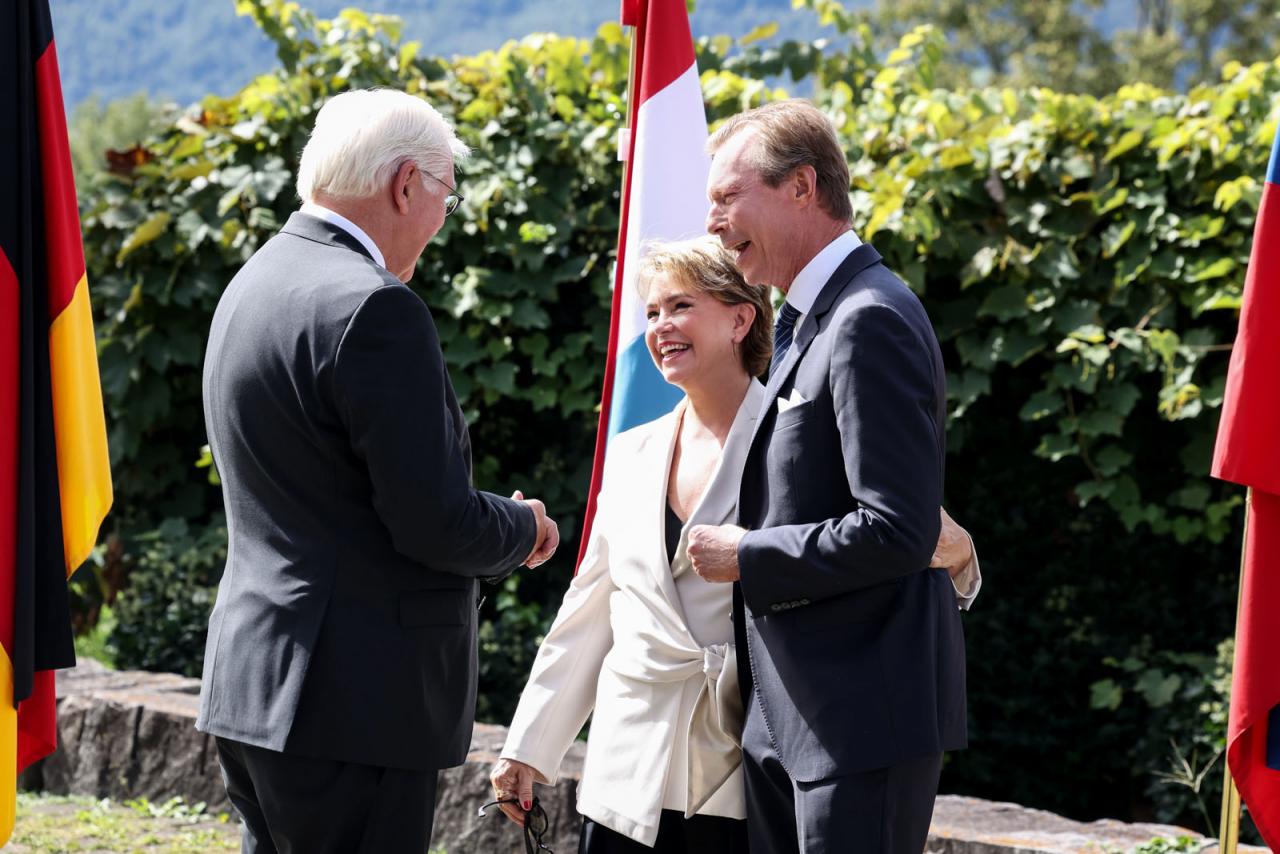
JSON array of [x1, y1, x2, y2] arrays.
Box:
[[197, 88, 559, 852]]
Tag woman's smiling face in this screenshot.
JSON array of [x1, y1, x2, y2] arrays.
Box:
[[643, 272, 746, 391]]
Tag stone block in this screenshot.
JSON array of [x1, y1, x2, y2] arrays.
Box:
[[21, 662, 1266, 854]]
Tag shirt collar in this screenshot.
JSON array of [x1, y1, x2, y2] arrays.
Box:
[[300, 202, 387, 270], [783, 230, 862, 317]]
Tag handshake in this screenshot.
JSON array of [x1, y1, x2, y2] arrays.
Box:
[[512, 490, 559, 569]]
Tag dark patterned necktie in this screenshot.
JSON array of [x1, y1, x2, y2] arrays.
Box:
[[769, 301, 802, 380]]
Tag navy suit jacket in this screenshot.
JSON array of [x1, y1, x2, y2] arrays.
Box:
[[197, 213, 536, 771], [735, 242, 967, 782]]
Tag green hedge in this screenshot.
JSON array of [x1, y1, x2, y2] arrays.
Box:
[[77, 0, 1279, 833]]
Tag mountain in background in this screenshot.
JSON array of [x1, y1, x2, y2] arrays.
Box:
[[50, 0, 844, 109]]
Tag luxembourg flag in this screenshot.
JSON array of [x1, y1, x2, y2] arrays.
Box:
[[577, 0, 711, 563], [1212, 122, 1280, 850]]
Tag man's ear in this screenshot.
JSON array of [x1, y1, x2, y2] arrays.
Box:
[[792, 165, 818, 207], [392, 160, 417, 215]]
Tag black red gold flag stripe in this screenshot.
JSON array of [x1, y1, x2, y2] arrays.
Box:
[[0, 0, 113, 841]]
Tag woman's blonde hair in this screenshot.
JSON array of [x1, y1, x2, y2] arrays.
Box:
[[636, 237, 774, 378]]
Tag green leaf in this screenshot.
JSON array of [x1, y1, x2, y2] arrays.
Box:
[[398, 41, 420, 67], [1094, 186, 1128, 216], [1001, 89, 1018, 117], [553, 94, 578, 121], [1104, 130, 1144, 162], [1195, 289, 1242, 314], [1094, 445, 1134, 476], [1068, 324, 1106, 343], [1089, 679, 1123, 711], [977, 284, 1027, 321], [739, 21, 779, 45], [939, 147, 975, 169], [518, 221, 556, 243], [1019, 390, 1063, 421], [1172, 483, 1210, 511], [955, 332, 997, 371], [1097, 383, 1141, 416], [1075, 479, 1116, 506], [995, 330, 1044, 366], [1214, 176, 1255, 211], [1032, 244, 1081, 282], [1100, 220, 1136, 259], [1036, 432, 1077, 462], [1185, 257, 1236, 283], [1134, 670, 1182, 708], [1146, 329, 1180, 365], [115, 211, 172, 265], [1077, 409, 1124, 437], [169, 134, 205, 160]]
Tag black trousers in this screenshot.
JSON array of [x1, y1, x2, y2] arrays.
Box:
[[579, 810, 748, 853], [741, 702, 943, 854], [215, 736, 438, 854]]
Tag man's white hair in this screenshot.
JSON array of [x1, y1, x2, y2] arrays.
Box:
[[296, 89, 469, 202]]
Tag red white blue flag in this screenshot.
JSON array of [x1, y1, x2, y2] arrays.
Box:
[[1212, 121, 1280, 849], [577, 0, 710, 563]]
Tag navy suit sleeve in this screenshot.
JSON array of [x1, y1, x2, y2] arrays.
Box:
[[332, 284, 537, 577], [738, 302, 942, 609]]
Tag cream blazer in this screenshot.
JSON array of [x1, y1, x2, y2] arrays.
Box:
[[501, 381, 983, 846], [501, 382, 769, 845]]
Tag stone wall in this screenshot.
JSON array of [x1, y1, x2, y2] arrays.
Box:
[[21, 662, 1257, 854]]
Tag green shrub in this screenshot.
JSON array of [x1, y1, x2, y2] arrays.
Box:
[[108, 518, 225, 676]]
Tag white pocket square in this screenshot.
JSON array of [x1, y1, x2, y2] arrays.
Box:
[[776, 389, 808, 413]]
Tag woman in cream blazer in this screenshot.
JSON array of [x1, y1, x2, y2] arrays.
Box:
[[491, 239, 981, 852]]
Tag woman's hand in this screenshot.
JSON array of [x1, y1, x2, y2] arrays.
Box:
[[929, 507, 973, 578], [489, 758, 539, 826]]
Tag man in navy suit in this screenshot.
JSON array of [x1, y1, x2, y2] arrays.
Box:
[[688, 100, 967, 853]]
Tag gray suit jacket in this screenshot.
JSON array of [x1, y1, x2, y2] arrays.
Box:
[[197, 212, 536, 771], [736, 242, 967, 782]]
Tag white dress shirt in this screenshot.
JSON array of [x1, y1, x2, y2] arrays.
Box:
[[300, 202, 386, 270]]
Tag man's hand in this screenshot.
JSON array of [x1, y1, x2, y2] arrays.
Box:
[[489, 757, 538, 826], [929, 507, 972, 579], [513, 491, 559, 568], [687, 524, 746, 583]]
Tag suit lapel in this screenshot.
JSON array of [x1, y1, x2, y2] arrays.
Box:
[[645, 402, 687, 612], [635, 385, 767, 631], [748, 243, 883, 451], [681, 381, 766, 535]]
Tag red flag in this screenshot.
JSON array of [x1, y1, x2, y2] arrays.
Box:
[[1, 0, 113, 842], [1211, 123, 1280, 850]]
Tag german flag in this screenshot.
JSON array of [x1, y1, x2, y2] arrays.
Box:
[[0, 0, 113, 842]]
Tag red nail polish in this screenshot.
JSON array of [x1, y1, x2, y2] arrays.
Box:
[[522, 799, 532, 810]]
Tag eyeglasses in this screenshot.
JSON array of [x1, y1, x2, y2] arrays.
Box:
[[478, 797, 554, 853], [422, 168, 464, 217]]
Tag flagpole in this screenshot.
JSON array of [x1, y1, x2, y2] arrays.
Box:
[[1219, 487, 1250, 854], [575, 9, 642, 569]]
